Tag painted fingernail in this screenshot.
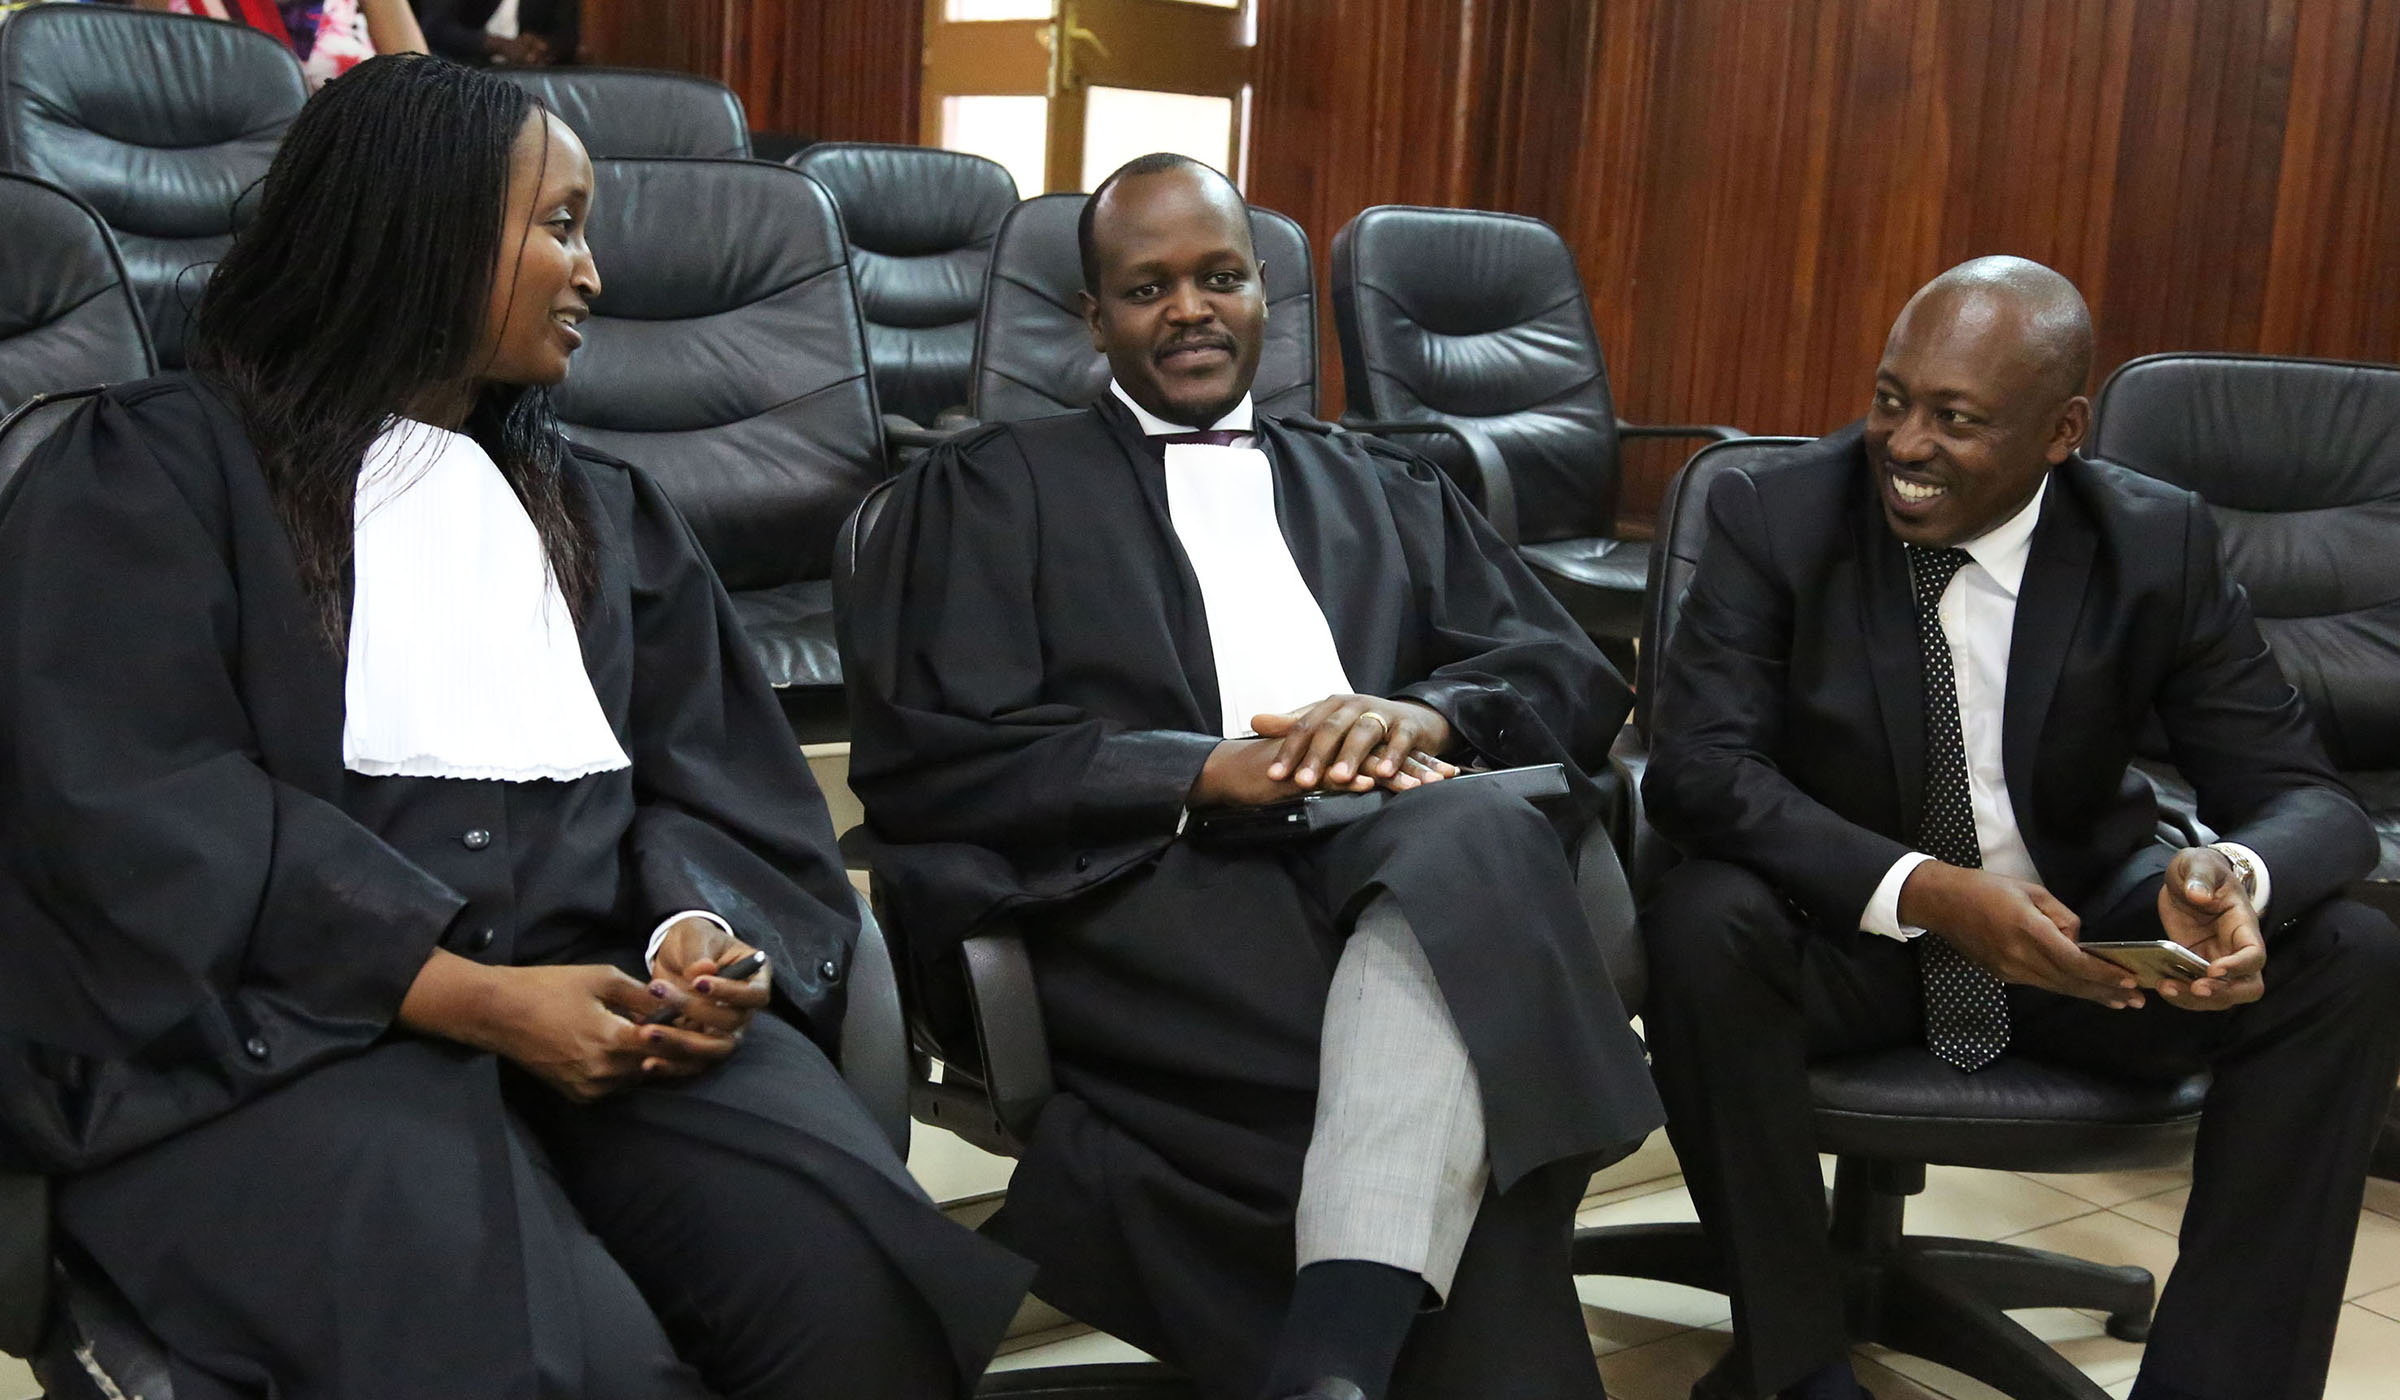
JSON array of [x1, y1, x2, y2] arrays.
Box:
[[646, 1029, 664, 1043], [694, 978, 713, 994], [650, 982, 669, 998]]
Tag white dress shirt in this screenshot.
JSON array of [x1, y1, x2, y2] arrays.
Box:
[[1110, 381, 1355, 739], [1861, 479, 2269, 937]]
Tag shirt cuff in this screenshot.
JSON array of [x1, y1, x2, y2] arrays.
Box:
[[1863, 852, 1937, 940], [2206, 841, 2270, 917], [645, 910, 734, 971]]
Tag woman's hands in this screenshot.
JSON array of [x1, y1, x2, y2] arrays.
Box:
[[398, 933, 763, 1103]]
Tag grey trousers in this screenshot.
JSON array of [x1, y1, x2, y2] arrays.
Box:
[[1294, 894, 1491, 1299]]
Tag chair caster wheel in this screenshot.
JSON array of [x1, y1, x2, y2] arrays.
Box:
[[2105, 1311, 2151, 1343]]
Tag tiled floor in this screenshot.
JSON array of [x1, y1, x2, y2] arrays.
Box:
[[995, 1138, 2400, 1400]]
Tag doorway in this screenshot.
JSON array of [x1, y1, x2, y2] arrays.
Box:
[[920, 0, 1254, 198]]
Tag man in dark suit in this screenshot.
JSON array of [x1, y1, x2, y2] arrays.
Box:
[[1641, 256, 2400, 1400]]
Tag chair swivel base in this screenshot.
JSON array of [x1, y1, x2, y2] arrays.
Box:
[[1569, 1160, 2154, 1400]]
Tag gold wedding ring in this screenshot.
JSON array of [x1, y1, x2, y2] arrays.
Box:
[[1357, 711, 1390, 741]]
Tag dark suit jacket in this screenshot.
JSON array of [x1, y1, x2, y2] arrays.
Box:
[[1643, 424, 2374, 934]]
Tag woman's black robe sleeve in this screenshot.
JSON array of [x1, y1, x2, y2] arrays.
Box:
[[615, 462, 860, 1041], [0, 393, 463, 1170]]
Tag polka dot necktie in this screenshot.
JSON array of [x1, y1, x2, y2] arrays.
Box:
[[1906, 544, 2010, 1072]]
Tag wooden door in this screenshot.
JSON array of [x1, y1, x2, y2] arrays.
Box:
[[920, 0, 1254, 196]]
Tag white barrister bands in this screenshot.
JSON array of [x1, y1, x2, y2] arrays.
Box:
[[343, 418, 631, 782], [1107, 383, 1357, 739]]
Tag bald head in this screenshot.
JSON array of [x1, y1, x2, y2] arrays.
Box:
[[1079, 153, 1251, 294], [1077, 153, 1266, 428], [1866, 257, 2095, 547], [1893, 256, 2093, 404]]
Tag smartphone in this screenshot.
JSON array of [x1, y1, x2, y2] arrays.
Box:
[[2083, 940, 2212, 987], [643, 950, 768, 1024]]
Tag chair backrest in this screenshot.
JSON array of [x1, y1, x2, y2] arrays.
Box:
[[969, 192, 1320, 422], [554, 157, 886, 593], [2088, 352, 2400, 772], [789, 143, 1018, 426], [0, 6, 304, 370], [1637, 436, 1813, 736], [1332, 204, 1625, 544], [493, 67, 751, 159], [0, 175, 153, 414], [0, 387, 103, 502]]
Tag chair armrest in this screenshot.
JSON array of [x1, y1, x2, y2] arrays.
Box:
[[1615, 420, 1746, 444], [961, 931, 1057, 1149], [0, 1170, 48, 1359], [838, 891, 915, 1162], [1341, 416, 1521, 545]]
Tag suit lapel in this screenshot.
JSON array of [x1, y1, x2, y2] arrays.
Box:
[[1854, 486, 1929, 841], [2002, 465, 2095, 825]]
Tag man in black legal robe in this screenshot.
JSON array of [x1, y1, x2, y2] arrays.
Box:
[[842, 154, 1662, 1400], [1640, 257, 2400, 1400]]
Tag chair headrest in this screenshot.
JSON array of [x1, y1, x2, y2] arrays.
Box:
[[493, 68, 750, 160], [1331, 204, 1620, 541], [554, 157, 884, 591], [0, 175, 153, 413]]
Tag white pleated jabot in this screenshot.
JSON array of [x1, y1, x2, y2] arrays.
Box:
[[341, 419, 630, 783]]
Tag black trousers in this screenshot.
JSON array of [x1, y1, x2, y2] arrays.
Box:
[[1641, 858, 2400, 1400], [58, 1017, 1026, 1400]]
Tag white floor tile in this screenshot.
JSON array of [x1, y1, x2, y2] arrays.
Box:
[[2018, 1166, 2189, 1209], [1584, 1131, 1682, 1203], [1902, 1166, 2102, 1241], [2112, 1184, 2400, 1301], [1576, 1271, 1730, 1353], [2355, 1280, 2400, 1322], [1593, 1325, 1733, 1400], [988, 1325, 1154, 1370], [2362, 1174, 2400, 1223], [2325, 1302, 2400, 1399], [1576, 1181, 1701, 1231]]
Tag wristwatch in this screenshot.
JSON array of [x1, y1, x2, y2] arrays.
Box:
[[2215, 846, 2259, 901]]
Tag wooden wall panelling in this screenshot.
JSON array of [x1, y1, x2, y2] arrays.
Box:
[[1253, 0, 2400, 523], [583, 0, 918, 142]]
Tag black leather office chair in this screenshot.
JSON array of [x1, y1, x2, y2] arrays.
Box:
[[1579, 436, 2210, 1400], [0, 390, 921, 1397], [789, 143, 1019, 428], [0, 175, 153, 414], [2086, 352, 2400, 918], [830, 478, 1648, 1395], [968, 193, 1320, 423], [2086, 350, 2400, 1182], [554, 156, 890, 743], [493, 67, 752, 159], [0, 5, 304, 370], [1330, 205, 1742, 658]]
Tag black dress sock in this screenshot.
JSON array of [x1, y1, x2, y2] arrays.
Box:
[[1259, 1259, 1427, 1400]]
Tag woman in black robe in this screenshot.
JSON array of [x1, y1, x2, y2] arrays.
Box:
[[0, 55, 1027, 1400]]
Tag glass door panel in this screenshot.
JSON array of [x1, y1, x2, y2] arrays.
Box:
[[1080, 86, 1235, 192]]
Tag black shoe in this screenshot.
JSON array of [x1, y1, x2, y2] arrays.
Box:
[[1283, 1381, 1367, 1400]]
